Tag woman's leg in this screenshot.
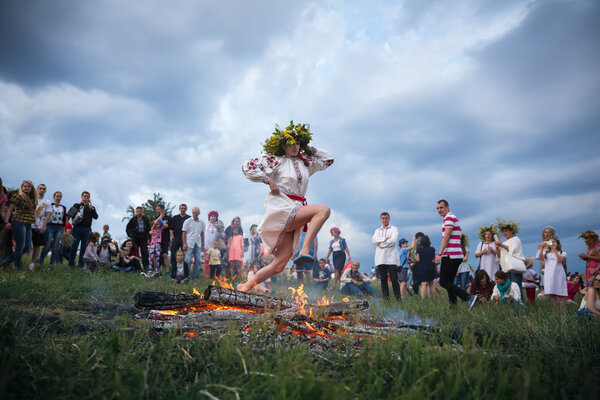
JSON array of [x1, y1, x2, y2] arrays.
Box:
[[288, 205, 330, 256], [429, 282, 436, 299], [237, 232, 294, 292], [333, 269, 341, 288], [420, 282, 428, 299]]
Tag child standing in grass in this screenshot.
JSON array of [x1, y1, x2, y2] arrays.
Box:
[[227, 226, 244, 278], [206, 241, 222, 278], [171, 250, 189, 284], [522, 259, 538, 306], [147, 220, 162, 276]]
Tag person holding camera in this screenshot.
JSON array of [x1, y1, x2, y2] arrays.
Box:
[[68, 191, 98, 268], [539, 237, 567, 304]]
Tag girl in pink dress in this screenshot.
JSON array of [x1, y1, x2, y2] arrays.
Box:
[[227, 226, 244, 278], [148, 220, 162, 275]]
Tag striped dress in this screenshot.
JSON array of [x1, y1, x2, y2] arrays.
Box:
[[442, 212, 463, 259]]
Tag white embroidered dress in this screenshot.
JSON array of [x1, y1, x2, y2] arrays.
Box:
[[242, 148, 334, 256]]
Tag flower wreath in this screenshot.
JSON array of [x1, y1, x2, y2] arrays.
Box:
[[477, 224, 499, 241], [578, 230, 598, 241], [263, 121, 313, 157], [496, 217, 520, 234]]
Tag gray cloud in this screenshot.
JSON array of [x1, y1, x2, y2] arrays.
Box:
[[1, 0, 598, 273]]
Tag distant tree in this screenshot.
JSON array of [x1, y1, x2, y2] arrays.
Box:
[[122, 193, 175, 222]]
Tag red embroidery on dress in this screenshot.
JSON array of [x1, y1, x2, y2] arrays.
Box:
[[292, 159, 302, 183]]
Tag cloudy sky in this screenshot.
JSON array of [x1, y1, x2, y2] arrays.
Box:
[[1, 0, 599, 274]]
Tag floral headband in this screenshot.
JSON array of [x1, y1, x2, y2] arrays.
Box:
[[263, 121, 313, 157], [579, 230, 598, 240], [496, 217, 520, 234], [477, 224, 499, 240]]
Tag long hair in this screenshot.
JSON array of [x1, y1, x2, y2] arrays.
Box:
[[18, 180, 38, 210], [87, 232, 99, 245], [542, 226, 556, 241], [420, 235, 431, 247], [474, 269, 490, 285]]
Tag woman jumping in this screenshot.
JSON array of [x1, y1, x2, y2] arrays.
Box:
[[237, 121, 333, 292]]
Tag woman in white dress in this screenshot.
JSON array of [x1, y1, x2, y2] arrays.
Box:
[[539, 237, 567, 304], [495, 218, 526, 299], [475, 225, 500, 282], [237, 122, 333, 292]]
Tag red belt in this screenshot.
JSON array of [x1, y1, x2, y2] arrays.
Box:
[[285, 193, 308, 231], [285, 193, 307, 205]]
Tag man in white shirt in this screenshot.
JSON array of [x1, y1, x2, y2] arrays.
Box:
[[372, 212, 400, 300], [182, 207, 205, 279]]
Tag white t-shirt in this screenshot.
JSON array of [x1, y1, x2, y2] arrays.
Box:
[[182, 218, 206, 247], [176, 262, 185, 275], [33, 198, 51, 228]]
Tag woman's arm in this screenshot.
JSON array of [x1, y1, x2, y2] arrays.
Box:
[[307, 147, 335, 176], [325, 248, 332, 260], [474, 242, 484, 258], [585, 288, 600, 316], [345, 246, 351, 260]]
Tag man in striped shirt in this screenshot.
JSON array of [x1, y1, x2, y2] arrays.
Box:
[[435, 199, 471, 306]]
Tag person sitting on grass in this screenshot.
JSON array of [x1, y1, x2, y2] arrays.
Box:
[[340, 261, 376, 297], [313, 258, 331, 292], [470, 269, 495, 303], [82, 232, 100, 271], [171, 250, 189, 284], [577, 272, 600, 319], [113, 241, 140, 272], [491, 270, 523, 306], [247, 260, 271, 293], [97, 237, 114, 268], [567, 274, 585, 303]]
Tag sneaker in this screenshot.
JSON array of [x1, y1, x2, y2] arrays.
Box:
[[28, 263, 35, 271], [467, 295, 477, 311]]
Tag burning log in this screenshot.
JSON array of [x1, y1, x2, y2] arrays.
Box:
[[308, 300, 369, 317], [134, 291, 204, 310], [204, 285, 297, 311], [150, 309, 256, 334]]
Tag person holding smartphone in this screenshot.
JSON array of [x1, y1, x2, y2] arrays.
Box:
[[68, 191, 98, 268]]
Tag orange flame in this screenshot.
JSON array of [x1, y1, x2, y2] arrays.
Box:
[[288, 284, 308, 313], [193, 288, 200, 295], [212, 275, 235, 290]]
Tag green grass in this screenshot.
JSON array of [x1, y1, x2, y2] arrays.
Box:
[[1, 262, 599, 400]]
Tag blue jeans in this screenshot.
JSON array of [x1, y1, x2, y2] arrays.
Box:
[[185, 243, 202, 279], [509, 272, 524, 301], [39, 225, 63, 267], [69, 226, 91, 267], [314, 281, 329, 291], [456, 271, 470, 292], [341, 282, 376, 296], [1, 220, 31, 270]]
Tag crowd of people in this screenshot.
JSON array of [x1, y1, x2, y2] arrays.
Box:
[[1, 178, 599, 318]]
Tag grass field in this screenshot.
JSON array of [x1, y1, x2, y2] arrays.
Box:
[[1, 261, 599, 400]]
